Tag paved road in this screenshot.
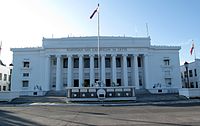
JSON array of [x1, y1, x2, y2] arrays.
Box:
[[0, 104, 200, 126]]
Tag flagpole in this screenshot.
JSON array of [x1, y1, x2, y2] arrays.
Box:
[[97, 3, 101, 84]]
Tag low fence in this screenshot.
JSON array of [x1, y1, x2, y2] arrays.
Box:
[[66, 86, 136, 101], [0, 91, 19, 101], [179, 88, 200, 98]]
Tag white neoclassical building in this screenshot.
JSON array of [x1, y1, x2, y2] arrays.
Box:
[[11, 36, 182, 97]]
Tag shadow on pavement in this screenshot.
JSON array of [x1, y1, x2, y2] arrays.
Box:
[[0, 110, 41, 126]]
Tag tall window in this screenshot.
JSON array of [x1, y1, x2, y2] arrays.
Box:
[[138, 57, 141, 67], [4, 74, 7, 81], [0, 73, 2, 80], [116, 57, 121, 67], [105, 58, 111, 68], [23, 61, 30, 68], [127, 57, 131, 67], [63, 58, 68, 68], [189, 70, 193, 77], [94, 58, 99, 68], [74, 58, 79, 68], [84, 58, 90, 68], [22, 80, 29, 87], [195, 69, 197, 76]]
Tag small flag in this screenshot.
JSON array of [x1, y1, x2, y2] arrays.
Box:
[[90, 4, 99, 19], [190, 42, 194, 55]]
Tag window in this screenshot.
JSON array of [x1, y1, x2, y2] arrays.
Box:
[[4, 74, 7, 81], [23, 73, 29, 77], [83, 79, 90, 87], [106, 79, 111, 87], [0, 86, 1, 91], [138, 57, 141, 67], [63, 58, 68, 68], [117, 79, 121, 86], [73, 80, 79, 87], [22, 80, 29, 87], [184, 71, 187, 78], [23, 61, 30, 68], [74, 58, 79, 68], [196, 82, 198, 88], [84, 58, 90, 68], [3, 86, 6, 91], [105, 58, 111, 68], [164, 59, 170, 66], [0, 73, 2, 80], [116, 57, 121, 67], [189, 70, 193, 77], [195, 69, 197, 76], [94, 58, 99, 68], [127, 57, 131, 67], [52, 59, 56, 65], [181, 73, 183, 78]]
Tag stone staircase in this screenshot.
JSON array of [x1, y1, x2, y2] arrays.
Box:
[[45, 90, 67, 96]]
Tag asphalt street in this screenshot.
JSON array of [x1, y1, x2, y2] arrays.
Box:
[[0, 103, 200, 126]]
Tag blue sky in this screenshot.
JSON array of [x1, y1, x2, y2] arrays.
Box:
[[0, 0, 200, 65]]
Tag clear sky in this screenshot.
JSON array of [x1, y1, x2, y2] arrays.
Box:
[[0, 0, 200, 66]]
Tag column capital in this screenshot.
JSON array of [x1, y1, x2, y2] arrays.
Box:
[[122, 54, 128, 57], [56, 54, 61, 58], [89, 54, 94, 57], [67, 54, 72, 57], [101, 54, 106, 57], [133, 54, 139, 57], [111, 54, 117, 57], [78, 54, 83, 57]]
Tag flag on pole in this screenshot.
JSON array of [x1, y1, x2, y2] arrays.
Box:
[[190, 42, 194, 55], [90, 4, 99, 19]]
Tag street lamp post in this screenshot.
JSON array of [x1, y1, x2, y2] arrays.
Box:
[[184, 61, 190, 88]]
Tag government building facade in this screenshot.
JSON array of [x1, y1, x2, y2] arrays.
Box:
[[11, 36, 182, 97]]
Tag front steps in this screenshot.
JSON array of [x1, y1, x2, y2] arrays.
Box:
[[45, 90, 67, 96]]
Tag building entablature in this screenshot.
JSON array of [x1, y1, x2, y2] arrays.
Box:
[[42, 36, 151, 49]]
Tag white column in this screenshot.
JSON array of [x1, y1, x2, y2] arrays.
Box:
[[67, 55, 72, 87], [90, 54, 94, 87], [144, 54, 149, 89], [134, 54, 139, 89], [123, 54, 128, 86], [79, 54, 83, 87], [45, 55, 50, 91], [56, 55, 61, 91], [112, 54, 117, 85], [101, 54, 106, 84]]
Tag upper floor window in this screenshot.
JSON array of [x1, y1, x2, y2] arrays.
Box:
[[127, 57, 131, 67], [116, 57, 121, 67], [22, 80, 29, 87], [105, 58, 111, 68], [94, 58, 99, 68], [23, 61, 30, 68], [4, 74, 7, 81], [195, 69, 197, 76], [0, 73, 2, 80], [63, 58, 68, 68], [74, 58, 79, 68], [138, 57, 141, 67], [84, 58, 90, 68], [164, 59, 170, 66], [23, 73, 29, 77], [189, 70, 193, 77]]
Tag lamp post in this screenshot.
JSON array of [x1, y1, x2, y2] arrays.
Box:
[[184, 61, 189, 88]]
